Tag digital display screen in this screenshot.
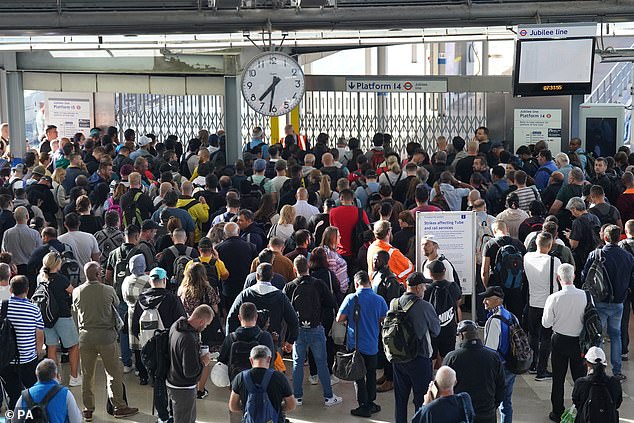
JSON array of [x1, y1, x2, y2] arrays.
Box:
[[513, 38, 595, 97]]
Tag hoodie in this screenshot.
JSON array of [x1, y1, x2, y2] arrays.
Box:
[[226, 283, 299, 344], [131, 288, 187, 339], [167, 317, 203, 388], [240, 223, 267, 252]]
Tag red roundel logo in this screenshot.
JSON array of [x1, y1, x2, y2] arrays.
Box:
[[546, 113, 552, 118], [519, 29, 527, 36], [404, 81, 413, 91]]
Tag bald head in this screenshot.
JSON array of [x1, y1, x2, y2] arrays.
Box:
[[224, 222, 239, 237], [181, 180, 193, 196], [322, 153, 334, 166], [296, 187, 308, 201], [304, 154, 315, 166], [14, 206, 28, 224], [435, 366, 457, 392]]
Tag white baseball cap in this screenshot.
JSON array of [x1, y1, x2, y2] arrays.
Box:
[[585, 346, 607, 366], [423, 234, 439, 245], [137, 135, 151, 147]]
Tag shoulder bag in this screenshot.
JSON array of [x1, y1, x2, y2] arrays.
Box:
[[333, 296, 366, 381]]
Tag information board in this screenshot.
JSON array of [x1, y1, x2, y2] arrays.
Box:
[[514, 108, 562, 154], [45, 93, 93, 139], [415, 211, 476, 295]]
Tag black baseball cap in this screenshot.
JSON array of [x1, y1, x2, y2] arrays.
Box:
[[406, 272, 426, 287], [425, 259, 445, 274], [479, 286, 505, 299], [457, 320, 478, 334]]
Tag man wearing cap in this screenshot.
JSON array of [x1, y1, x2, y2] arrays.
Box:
[[444, 320, 506, 423], [572, 346, 623, 422], [367, 220, 414, 285], [354, 169, 380, 210], [481, 286, 516, 423], [132, 266, 187, 423], [420, 235, 459, 285], [129, 135, 153, 162], [26, 170, 58, 226], [388, 272, 440, 423], [247, 158, 272, 194], [8, 163, 26, 191], [137, 219, 159, 270], [244, 127, 269, 159], [423, 259, 462, 368], [542, 263, 591, 422]]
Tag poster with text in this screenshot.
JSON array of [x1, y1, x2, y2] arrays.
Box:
[[45, 93, 93, 139], [415, 211, 476, 295], [513, 108, 562, 154]]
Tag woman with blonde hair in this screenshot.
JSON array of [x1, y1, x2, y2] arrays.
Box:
[[178, 262, 220, 399], [38, 251, 81, 386], [268, 204, 295, 242], [320, 226, 349, 293], [319, 175, 339, 203], [378, 154, 405, 189]]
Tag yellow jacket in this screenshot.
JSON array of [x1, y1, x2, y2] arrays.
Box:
[[176, 196, 209, 242]]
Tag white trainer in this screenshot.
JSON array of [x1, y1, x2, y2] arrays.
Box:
[[69, 375, 83, 387], [324, 395, 343, 407], [330, 375, 340, 385], [308, 375, 319, 385]]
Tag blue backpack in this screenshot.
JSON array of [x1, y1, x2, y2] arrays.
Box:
[[494, 242, 524, 289], [242, 369, 279, 423]]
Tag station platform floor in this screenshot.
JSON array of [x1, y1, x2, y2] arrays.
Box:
[[58, 323, 634, 423]]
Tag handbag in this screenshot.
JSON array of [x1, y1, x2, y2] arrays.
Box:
[[327, 271, 347, 345], [333, 296, 366, 381]]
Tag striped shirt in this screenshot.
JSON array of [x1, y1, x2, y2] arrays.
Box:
[[514, 186, 541, 212], [7, 297, 44, 363]]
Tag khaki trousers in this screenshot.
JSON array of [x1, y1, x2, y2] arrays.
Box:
[[80, 341, 126, 411]]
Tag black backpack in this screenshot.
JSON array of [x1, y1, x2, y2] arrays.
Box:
[[582, 249, 614, 303], [290, 278, 322, 329], [31, 281, 60, 329], [580, 290, 603, 354], [20, 384, 63, 423], [228, 329, 267, 381], [247, 175, 268, 195], [350, 208, 370, 253], [179, 152, 196, 180], [0, 300, 19, 370], [581, 380, 618, 423], [193, 258, 220, 294], [113, 246, 140, 297], [494, 242, 524, 290], [427, 281, 457, 328], [141, 328, 171, 380], [373, 271, 403, 305]]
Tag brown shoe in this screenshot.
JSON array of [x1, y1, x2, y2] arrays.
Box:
[[114, 407, 139, 419], [376, 375, 386, 385], [82, 410, 93, 422], [377, 381, 393, 392]]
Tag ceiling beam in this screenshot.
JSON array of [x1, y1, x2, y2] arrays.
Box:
[[0, 2, 634, 36]]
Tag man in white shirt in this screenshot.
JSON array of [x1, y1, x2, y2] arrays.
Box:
[[0, 263, 10, 301], [524, 233, 561, 381], [270, 159, 289, 202], [541, 263, 587, 422], [293, 188, 319, 221]]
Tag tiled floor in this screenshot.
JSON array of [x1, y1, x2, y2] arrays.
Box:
[[57, 326, 634, 423]]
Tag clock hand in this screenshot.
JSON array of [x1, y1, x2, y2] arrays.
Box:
[[258, 76, 282, 102], [269, 84, 277, 113]]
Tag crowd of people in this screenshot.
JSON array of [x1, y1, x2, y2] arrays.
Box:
[[0, 122, 632, 423]]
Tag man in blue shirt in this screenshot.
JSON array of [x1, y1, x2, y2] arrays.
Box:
[[534, 150, 558, 191], [482, 286, 515, 423], [14, 359, 82, 423], [337, 271, 388, 418], [392, 272, 441, 423]]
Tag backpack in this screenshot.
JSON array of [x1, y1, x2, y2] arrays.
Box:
[[122, 192, 143, 228], [0, 300, 19, 370], [581, 380, 618, 423], [430, 186, 450, 211], [290, 278, 322, 329], [96, 230, 122, 265], [168, 245, 195, 292], [241, 369, 279, 423], [580, 290, 603, 354], [373, 272, 403, 305], [179, 152, 196, 180], [489, 183, 507, 215], [494, 242, 524, 290], [19, 384, 63, 423], [369, 148, 386, 170], [476, 219, 494, 262], [245, 141, 265, 155], [427, 282, 457, 328], [104, 197, 123, 223], [139, 301, 165, 349], [382, 296, 419, 363], [492, 313, 532, 374], [31, 281, 59, 329], [592, 206, 618, 226], [50, 246, 81, 288], [140, 329, 170, 379], [193, 258, 220, 294], [580, 152, 596, 179], [229, 329, 267, 381], [582, 249, 614, 303], [113, 246, 139, 294], [350, 208, 370, 253], [247, 176, 268, 195]]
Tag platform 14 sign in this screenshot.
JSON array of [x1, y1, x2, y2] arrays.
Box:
[[345, 79, 447, 93]]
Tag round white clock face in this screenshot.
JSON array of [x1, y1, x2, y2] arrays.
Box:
[[241, 52, 305, 117]]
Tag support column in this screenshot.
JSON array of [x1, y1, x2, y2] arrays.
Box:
[[7, 71, 25, 160], [570, 94, 584, 141], [482, 40, 489, 76], [224, 76, 242, 164]]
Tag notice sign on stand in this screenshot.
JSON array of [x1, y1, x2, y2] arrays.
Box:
[[45, 94, 93, 139], [415, 211, 476, 295], [514, 108, 562, 154]]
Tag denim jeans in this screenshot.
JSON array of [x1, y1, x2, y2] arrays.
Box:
[[499, 366, 516, 423], [116, 301, 132, 367], [292, 326, 332, 400], [596, 302, 624, 375]]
